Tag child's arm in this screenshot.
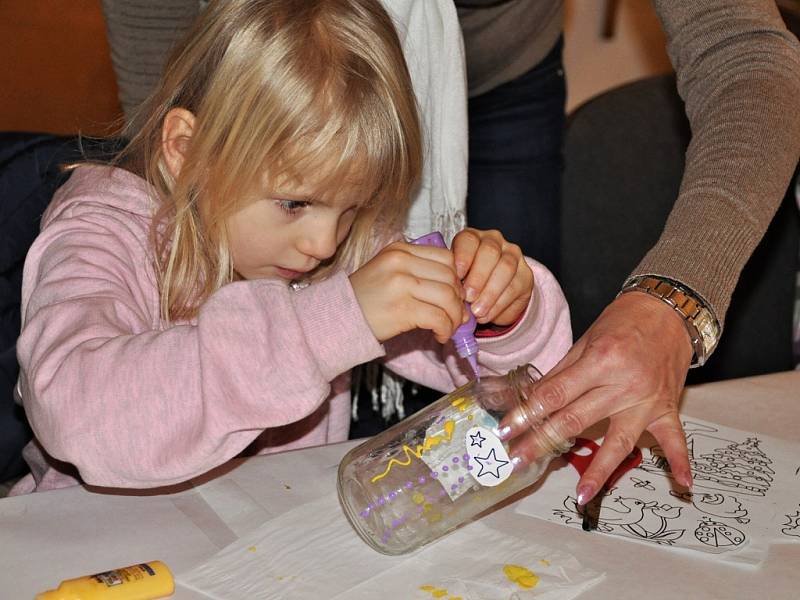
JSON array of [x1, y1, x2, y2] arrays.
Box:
[[381, 254, 571, 393], [352, 228, 571, 392], [17, 208, 384, 489]]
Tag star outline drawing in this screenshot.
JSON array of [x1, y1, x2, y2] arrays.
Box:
[[475, 448, 510, 480], [469, 431, 486, 449]]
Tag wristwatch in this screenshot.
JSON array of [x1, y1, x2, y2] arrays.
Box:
[[618, 275, 721, 368]]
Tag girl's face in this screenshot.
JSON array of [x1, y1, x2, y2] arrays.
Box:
[[226, 174, 364, 281]]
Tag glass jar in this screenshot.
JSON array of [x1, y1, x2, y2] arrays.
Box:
[[337, 364, 571, 555]]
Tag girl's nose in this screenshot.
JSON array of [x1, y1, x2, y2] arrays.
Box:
[[301, 222, 339, 261]]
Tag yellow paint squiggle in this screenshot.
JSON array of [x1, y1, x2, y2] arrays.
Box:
[[370, 420, 455, 483]]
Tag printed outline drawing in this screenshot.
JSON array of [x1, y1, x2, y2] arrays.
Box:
[[694, 517, 746, 548], [629, 477, 656, 491], [669, 491, 751, 524], [637, 420, 775, 497], [553, 494, 685, 545], [781, 505, 800, 538], [544, 419, 800, 553]]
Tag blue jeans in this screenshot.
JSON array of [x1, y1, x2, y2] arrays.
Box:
[[466, 37, 566, 276]]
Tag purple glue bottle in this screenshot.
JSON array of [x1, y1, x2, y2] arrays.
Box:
[[410, 231, 480, 380]]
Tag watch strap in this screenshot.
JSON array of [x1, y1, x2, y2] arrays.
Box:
[[618, 275, 720, 368]]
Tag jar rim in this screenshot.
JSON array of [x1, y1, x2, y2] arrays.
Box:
[[508, 363, 571, 455]]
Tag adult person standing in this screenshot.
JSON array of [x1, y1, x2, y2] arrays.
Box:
[[459, 0, 800, 505], [92, 0, 800, 505], [457, 0, 565, 275]]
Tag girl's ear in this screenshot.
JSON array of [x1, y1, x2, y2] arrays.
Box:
[[161, 108, 196, 179]]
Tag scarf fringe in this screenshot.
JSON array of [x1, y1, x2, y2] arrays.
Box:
[[351, 363, 408, 423]]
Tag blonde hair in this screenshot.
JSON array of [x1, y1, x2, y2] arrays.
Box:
[[117, 0, 422, 321]]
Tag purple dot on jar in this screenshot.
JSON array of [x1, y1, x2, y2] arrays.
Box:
[[467, 465, 473, 471], [458, 477, 464, 483], [392, 519, 402, 528], [388, 491, 397, 501], [368, 502, 375, 510], [452, 456, 459, 463], [378, 496, 385, 505], [442, 465, 449, 472], [463, 453, 470, 461], [417, 505, 425, 513], [418, 476, 426, 485], [360, 510, 369, 518], [431, 471, 439, 478], [439, 490, 447, 498], [405, 481, 413, 489], [451, 484, 458, 491]]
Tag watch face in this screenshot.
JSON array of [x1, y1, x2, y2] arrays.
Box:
[[694, 309, 720, 350]]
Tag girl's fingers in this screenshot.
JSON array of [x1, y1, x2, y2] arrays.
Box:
[[478, 259, 532, 325], [451, 228, 482, 279], [398, 241, 459, 270], [470, 253, 519, 322], [480, 284, 519, 326], [491, 293, 531, 327], [462, 237, 504, 303], [407, 277, 467, 336], [386, 247, 463, 295], [406, 300, 463, 344]]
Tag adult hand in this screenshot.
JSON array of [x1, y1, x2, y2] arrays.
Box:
[[451, 228, 533, 326], [350, 241, 467, 343], [498, 291, 694, 504]]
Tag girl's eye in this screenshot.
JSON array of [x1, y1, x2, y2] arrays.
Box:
[[277, 200, 310, 215]]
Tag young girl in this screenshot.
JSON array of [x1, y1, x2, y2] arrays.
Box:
[[11, 0, 571, 494]]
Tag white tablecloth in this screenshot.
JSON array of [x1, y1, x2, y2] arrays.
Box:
[[2, 371, 798, 599]]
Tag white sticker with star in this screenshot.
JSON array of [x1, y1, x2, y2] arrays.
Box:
[[419, 403, 498, 502], [465, 426, 513, 487]]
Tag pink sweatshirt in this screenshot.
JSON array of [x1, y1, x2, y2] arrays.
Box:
[[12, 165, 571, 494]]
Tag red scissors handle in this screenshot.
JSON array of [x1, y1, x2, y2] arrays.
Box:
[[565, 437, 642, 488]]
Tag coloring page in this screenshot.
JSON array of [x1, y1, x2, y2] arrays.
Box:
[[515, 417, 800, 567]]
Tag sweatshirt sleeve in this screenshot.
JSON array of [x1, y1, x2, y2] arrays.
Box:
[[380, 257, 572, 392], [17, 208, 384, 489], [633, 0, 800, 327]]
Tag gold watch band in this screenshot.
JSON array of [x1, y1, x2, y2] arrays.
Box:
[[618, 275, 720, 368]]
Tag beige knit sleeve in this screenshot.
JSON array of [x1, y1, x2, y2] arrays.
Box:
[[632, 0, 800, 328]]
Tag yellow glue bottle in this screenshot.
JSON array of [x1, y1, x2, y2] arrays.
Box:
[[35, 561, 174, 600]]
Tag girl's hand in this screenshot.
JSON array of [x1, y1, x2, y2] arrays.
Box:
[[350, 241, 468, 343], [451, 228, 533, 326]]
